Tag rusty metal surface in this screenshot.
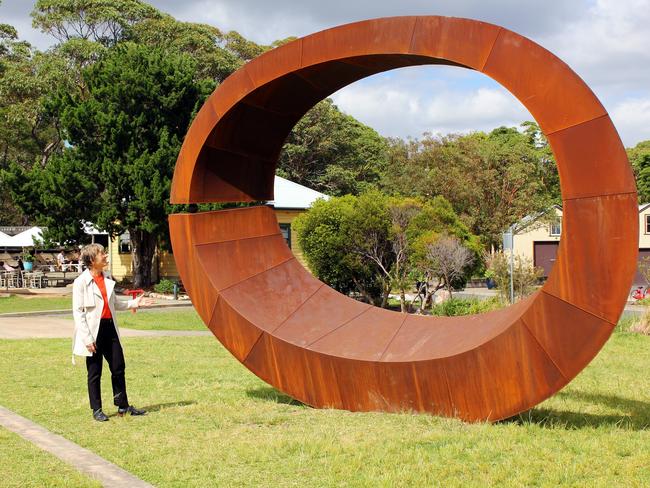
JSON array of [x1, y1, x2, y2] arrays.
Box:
[[168, 16, 637, 421]]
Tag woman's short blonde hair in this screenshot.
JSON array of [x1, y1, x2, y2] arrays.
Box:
[[80, 243, 105, 269]]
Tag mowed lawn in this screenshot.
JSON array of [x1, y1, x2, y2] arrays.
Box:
[[0, 428, 100, 488], [116, 307, 204, 330], [0, 330, 649, 487], [0, 295, 72, 314]]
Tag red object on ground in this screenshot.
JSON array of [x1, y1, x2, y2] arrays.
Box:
[[123, 289, 144, 313]]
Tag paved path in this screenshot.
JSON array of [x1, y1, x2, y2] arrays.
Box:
[[0, 405, 154, 488], [0, 315, 210, 339]]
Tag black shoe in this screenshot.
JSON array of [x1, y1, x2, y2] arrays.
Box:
[[117, 405, 146, 417], [92, 409, 109, 422]]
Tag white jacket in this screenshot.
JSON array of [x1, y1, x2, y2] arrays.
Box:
[[72, 269, 136, 361]]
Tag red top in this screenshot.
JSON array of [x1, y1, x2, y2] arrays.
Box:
[[93, 274, 112, 319]]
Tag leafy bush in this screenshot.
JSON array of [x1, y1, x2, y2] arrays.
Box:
[[431, 297, 503, 316], [154, 278, 175, 294], [485, 251, 543, 303], [294, 190, 481, 308], [616, 315, 638, 333]]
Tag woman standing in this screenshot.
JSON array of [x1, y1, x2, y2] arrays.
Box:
[[72, 243, 154, 421]]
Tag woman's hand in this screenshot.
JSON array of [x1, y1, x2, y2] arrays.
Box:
[[133, 293, 155, 308], [86, 343, 97, 353]]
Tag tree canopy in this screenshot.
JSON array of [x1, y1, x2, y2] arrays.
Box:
[[4, 42, 211, 286], [294, 191, 480, 310], [628, 140, 650, 203], [278, 99, 389, 197], [0, 18, 72, 224], [381, 124, 558, 249], [1, 0, 274, 285], [3, 0, 649, 293]]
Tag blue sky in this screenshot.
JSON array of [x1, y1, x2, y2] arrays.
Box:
[[2, 0, 649, 147]]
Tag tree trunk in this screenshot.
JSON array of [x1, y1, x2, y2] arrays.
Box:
[[352, 277, 375, 305], [151, 243, 159, 283], [380, 291, 388, 309], [129, 228, 157, 288], [399, 289, 407, 313], [418, 290, 433, 314]]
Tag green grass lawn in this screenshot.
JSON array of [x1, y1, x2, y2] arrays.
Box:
[[116, 308, 205, 330], [59, 308, 205, 331], [0, 295, 72, 314], [0, 331, 649, 486], [0, 427, 100, 487]]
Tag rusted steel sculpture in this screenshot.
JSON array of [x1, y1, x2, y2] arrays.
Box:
[[169, 16, 637, 421]]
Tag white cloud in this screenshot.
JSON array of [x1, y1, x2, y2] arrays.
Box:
[[331, 68, 531, 139], [540, 0, 650, 96], [610, 97, 650, 147], [166, 0, 585, 43], [2, 0, 649, 145]]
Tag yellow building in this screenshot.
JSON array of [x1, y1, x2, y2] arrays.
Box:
[[513, 204, 650, 283], [108, 176, 329, 282], [511, 205, 562, 278]]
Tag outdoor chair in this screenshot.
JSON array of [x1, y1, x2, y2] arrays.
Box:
[[25, 271, 46, 288], [1, 271, 20, 288]]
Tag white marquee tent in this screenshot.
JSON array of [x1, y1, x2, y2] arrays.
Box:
[[0, 231, 11, 247], [6, 226, 43, 247]]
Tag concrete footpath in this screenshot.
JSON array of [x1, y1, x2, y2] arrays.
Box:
[[0, 314, 210, 339], [0, 405, 154, 487]]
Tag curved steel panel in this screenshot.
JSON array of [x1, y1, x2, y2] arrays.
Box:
[[169, 16, 637, 421]]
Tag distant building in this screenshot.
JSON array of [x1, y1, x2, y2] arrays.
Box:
[[109, 176, 328, 282], [512, 206, 562, 278], [513, 204, 650, 284]]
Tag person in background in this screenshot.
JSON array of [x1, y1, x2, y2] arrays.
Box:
[[72, 243, 155, 422], [56, 249, 66, 270]]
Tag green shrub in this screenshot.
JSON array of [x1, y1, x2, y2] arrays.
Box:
[[154, 278, 175, 294], [430, 297, 503, 317], [616, 315, 638, 333], [485, 251, 543, 303]]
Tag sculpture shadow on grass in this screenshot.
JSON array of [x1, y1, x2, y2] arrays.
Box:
[[247, 388, 650, 429], [246, 387, 306, 407], [107, 400, 197, 417], [504, 391, 650, 430]]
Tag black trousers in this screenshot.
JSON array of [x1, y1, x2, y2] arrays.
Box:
[[86, 318, 129, 410]]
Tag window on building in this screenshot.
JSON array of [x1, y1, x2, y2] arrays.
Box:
[[118, 232, 131, 254], [279, 224, 291, 249], [646, 215, 650, 234], [93, 234, 109, 248], [550, 218, 561, 236]]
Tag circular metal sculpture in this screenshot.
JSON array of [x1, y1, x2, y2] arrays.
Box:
[[169, 16, 638, 421]]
